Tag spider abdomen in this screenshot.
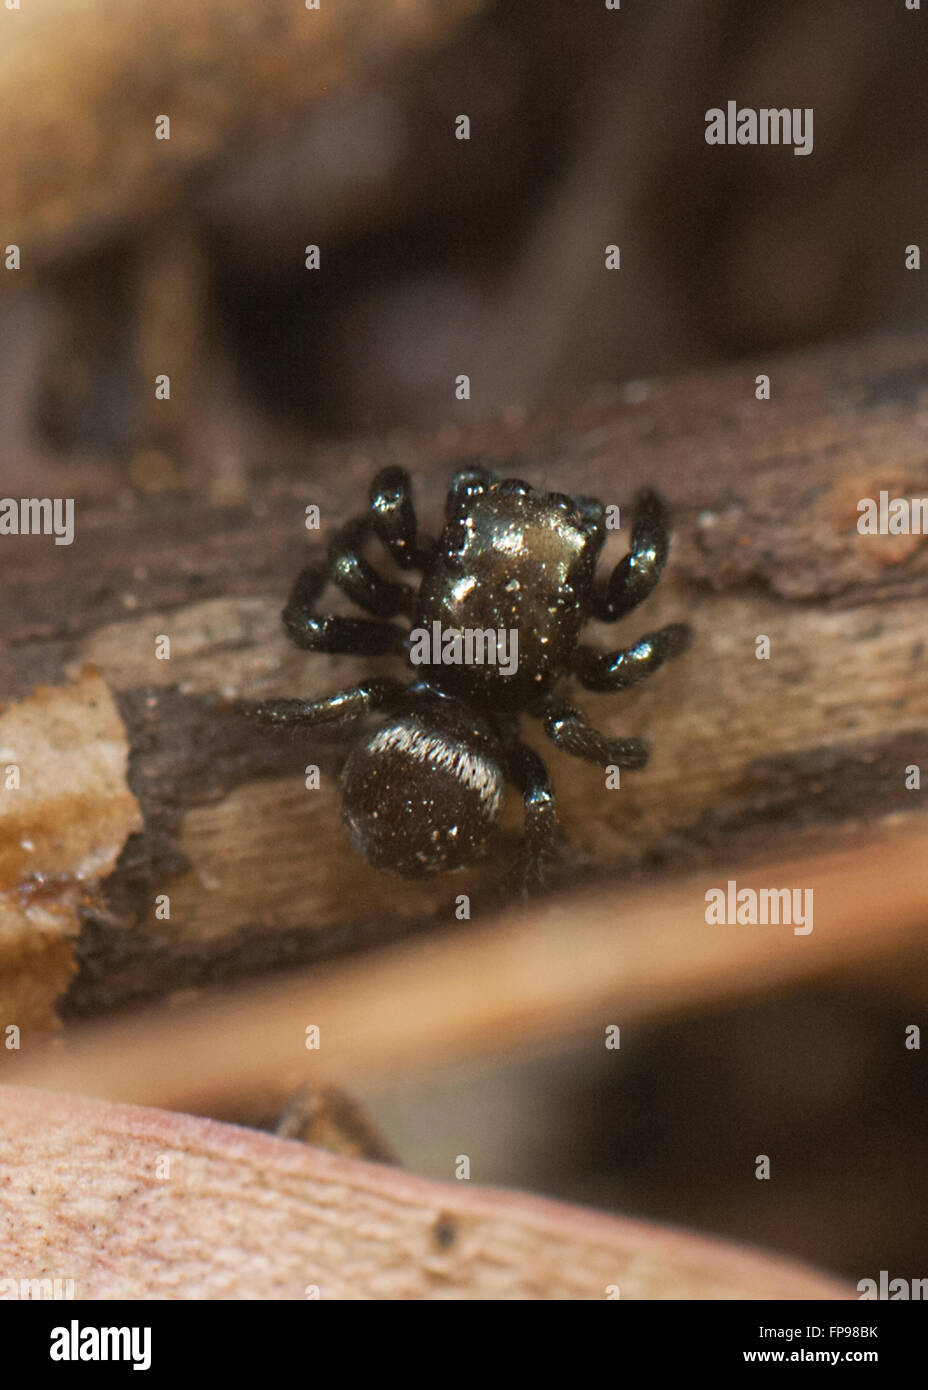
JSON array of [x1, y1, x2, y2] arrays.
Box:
[[339, 698, 506, 877]]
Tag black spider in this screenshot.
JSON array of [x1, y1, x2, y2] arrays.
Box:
[[252, 465, 690, 892]]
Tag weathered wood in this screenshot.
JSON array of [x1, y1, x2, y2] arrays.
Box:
[[2, 333, 928, 1017], [0, 1086, 849, 1299]]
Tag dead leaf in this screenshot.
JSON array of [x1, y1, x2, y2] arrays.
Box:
[[0, 669, 141, 1030]]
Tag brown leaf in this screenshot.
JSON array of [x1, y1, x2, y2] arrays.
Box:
[[0, 670, 141, 1030]]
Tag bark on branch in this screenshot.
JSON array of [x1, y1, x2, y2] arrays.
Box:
[[1, 332, 927, 1022]]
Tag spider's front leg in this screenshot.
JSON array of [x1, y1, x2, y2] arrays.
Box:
[[369, 466, 433, 570], [326, 517, 417, 619], [281, 561, 407, 656], [445, 463, 498, 521], [591, 488, 671, 622]]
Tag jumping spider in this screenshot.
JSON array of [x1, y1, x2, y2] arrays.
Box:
[[252, 466, 689, 892]]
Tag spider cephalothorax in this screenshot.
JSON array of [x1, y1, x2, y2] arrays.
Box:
[[253, 465, 689, 890]]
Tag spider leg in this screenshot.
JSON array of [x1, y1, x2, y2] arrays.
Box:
[[283, 478, 423, 652], [504, 740, 563, 896], [445, 463, 499, 521], [329, 517, 417, 618], [282, 563, 407, 655], [249, 677, 408, 728], [540, 699, 649, 769], [369, 466, 433, 570], [572, 623, 691, 692], [591, 488, 671, 622]]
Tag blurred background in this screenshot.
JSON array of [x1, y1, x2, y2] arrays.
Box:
[[2, 0, 925, 481], [2, 0, 927, 1290]]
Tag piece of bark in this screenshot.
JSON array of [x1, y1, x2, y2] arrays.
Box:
[[0, 1086, 849, 1299], [0, 670, 141, 1030], [1, 333, 928, 1017]]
